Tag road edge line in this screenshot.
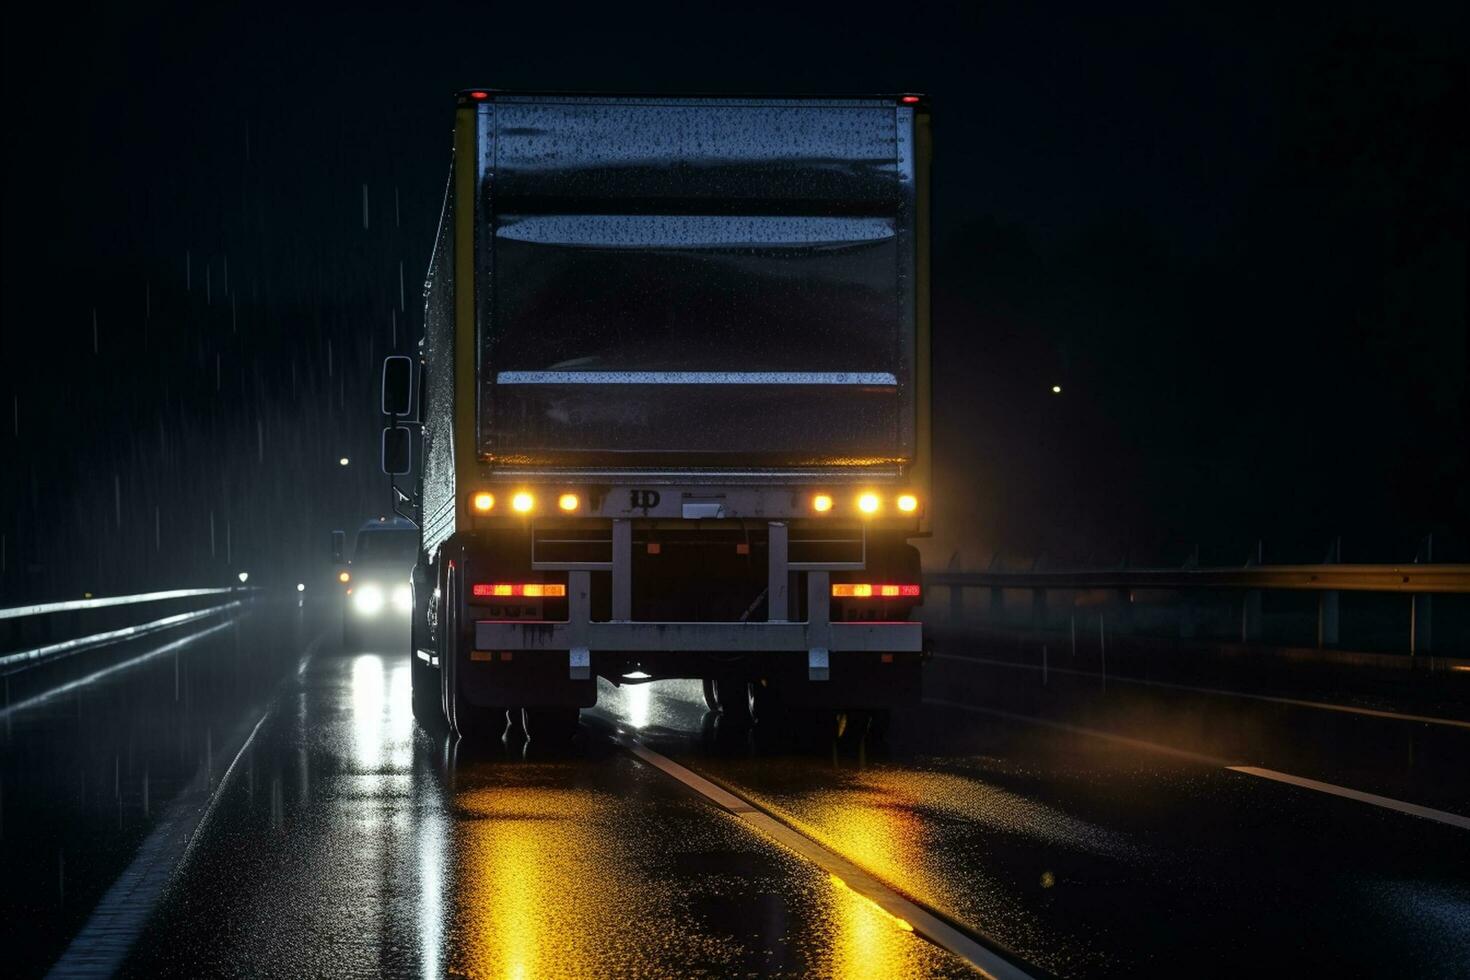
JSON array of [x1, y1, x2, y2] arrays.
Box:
[[1226, 766, 1470, 831], [614, 730, 1036, 980], [44, 627, 328, 978], [933, 652, 1470, 731]]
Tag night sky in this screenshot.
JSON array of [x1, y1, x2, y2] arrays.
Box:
[[2, 1, 1465, 601]]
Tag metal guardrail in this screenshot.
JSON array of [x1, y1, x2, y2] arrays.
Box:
[[926, 564, 1470, 595], [0, 587, 250, 676], [0, 587, 237, 621], [925, 563, 1470, 654]]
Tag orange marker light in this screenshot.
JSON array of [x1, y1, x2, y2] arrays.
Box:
[[558, 493, 580, 512], [472, 492, 494, 513], [511, 491, 534, 514], [857, 493, 880, 515], [338, 571, 350, 583], [812, 493, 834, 513], [896, 494, 918, 513]]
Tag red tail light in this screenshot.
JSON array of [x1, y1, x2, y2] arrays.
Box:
[[832, 583, 921, 598], [471, 583, 566, 598]]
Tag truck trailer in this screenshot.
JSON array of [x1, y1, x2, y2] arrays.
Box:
[[380, 90, 933, 740]]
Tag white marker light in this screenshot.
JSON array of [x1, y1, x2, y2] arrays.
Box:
[[339, 457, 350, 466], [1051, 385, 1062, 394], [237, 572, 249, 584], [296, 582, 306, 592]]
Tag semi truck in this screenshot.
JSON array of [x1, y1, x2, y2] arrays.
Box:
[[379, 90, 932, 741]]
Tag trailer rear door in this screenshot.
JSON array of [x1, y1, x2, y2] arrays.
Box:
[[476, 96, 918, 470]]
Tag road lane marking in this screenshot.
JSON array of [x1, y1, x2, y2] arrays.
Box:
[[934, 652, 1470, 731], [609, 727, 1034, 980], [923, 697, 1229, 765], [923, 698, 1470, 832], [44, 628, 328, 978], [1226, 767, 1470, 831]]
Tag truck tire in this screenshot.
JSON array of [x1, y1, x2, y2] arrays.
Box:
[[521, 707, 579, 743], [443, 561, 508, 741], [711, 678, 752, 726], [410, 650, 442, 727], [701, 678, 718, 712], [748, 678, 782, 726]]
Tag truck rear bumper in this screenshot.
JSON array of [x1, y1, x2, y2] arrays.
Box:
[[473, 619, 921, 654]]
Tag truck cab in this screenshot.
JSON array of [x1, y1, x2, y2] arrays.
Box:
[[382, 90, 933, 740]]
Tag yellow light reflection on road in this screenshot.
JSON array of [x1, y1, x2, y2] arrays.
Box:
[[826, 872, 919, 979], [451, 786, 625, 979]]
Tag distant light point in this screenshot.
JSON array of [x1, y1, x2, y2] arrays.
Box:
[[296, 582, 306, 592], [237, 571, 249, 584], [338, 457, 350, 466], [1051, 385, 1062, 394]]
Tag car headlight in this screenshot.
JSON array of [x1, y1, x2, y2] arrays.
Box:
[[391, 583, 412, 613], [353, 584, 384, 616]]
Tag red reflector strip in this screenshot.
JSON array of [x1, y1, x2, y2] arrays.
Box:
[[831, 584, 921, 598], [471, 583, 566, 597]]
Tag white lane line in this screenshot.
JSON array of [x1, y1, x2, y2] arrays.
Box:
[[1227, 767, 1470, 831], [45, 628, 328, 978], [934, 652, 1470, 731], [923, 698, 1470, 832], [923, 697, 1228, 765], [613, 729, 1034, 980]]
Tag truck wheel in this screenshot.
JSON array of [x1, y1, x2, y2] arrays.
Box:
[[410, 650, 443, 727], [522, 707, 580, 743], [443, 561, 508, 741], [712, 678, 752, 726], [748, 679, 782, 726]]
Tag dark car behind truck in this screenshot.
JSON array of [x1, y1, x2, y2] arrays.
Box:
[[381, 90, 933, 740]]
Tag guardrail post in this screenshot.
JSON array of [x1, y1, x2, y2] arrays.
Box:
[[1241, 591, 1263, 643], [1115, 589, 1133, 634], [1411, 595, 1432, 654], [1411, 534, 1433, 655], [1318, 537, 1340, 649], [1317, 591, 1340, 649]]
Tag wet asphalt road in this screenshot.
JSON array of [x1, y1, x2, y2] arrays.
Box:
[[4, 597, 1468, 977]]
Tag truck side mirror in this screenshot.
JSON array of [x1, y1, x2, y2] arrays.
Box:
[[382, 425, 412, 476], [382, 356, 413, 417], [331, 530, 346, 564]]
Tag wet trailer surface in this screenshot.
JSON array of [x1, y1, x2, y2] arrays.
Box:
[[3, 598, 1468, 978]]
